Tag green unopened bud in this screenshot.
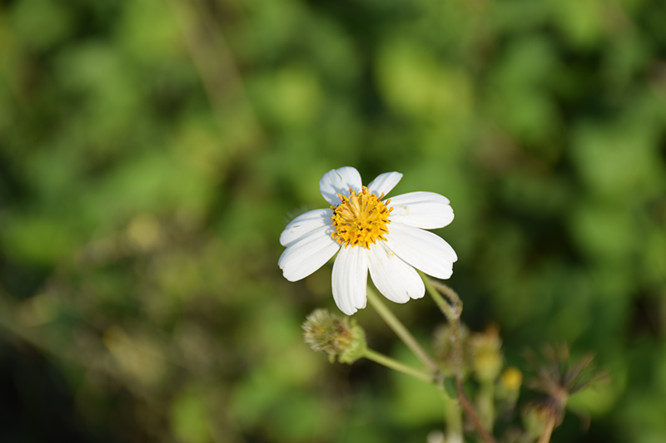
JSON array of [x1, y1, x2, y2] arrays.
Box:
[[469, 326, 503, 383], [302, 309, 366, 364], [500, 366, 523, 392], [498, 366, 522, 414], [499, 366, 522, 399]]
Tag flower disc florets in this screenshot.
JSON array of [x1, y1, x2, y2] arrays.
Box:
[[330, 186, 392, 249]]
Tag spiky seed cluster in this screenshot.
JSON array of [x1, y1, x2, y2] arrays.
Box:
[[330, 187, 392, 249], [523, 344, 609, 433], [302, 309, 366, 364]]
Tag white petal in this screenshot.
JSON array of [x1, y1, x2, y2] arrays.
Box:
[[385, 223, 457, 279], [278, 226, 340, 281], [280, 208, 333, 246], [319, 167, 362, 206], [368, 242, 425, 303], [331, 246, 369, 315], [367, 172, 403, 197], [389, 192, 454, 229]]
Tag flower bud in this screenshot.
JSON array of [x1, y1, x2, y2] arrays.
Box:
[[500, 366, 522, 391], [469, 326, 503, 383], [302, 309, 366, 364], [498, 366, 522, 415]]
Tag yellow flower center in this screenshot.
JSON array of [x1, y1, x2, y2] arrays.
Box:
[[330, 187, 392, 248]]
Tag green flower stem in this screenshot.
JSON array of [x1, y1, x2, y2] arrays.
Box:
[[363, 349, 434, 383], [420, 272, 497, 443], [366, 287, 439, 373], [478, 380, 495, 432], [421, 273, 462, 320], [441, 390, 464, 443]]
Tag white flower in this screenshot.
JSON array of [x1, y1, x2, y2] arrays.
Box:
[[279, 166, 457, 315]]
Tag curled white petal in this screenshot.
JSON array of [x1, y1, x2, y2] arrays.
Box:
[[278, 226, 340, 281], [332, 246, 369, 315], [386, 222, 457, 279], [319, 167, 363, 206], [367, 172, 403, 197], [368, 242, 425, 303], [389, 192, 454, 229], [279, 208, 333, 246]]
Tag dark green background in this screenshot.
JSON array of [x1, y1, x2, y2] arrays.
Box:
[[1, 0, 665, 441]]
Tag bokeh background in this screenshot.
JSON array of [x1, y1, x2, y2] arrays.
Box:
[[1, 0, 665, 442]]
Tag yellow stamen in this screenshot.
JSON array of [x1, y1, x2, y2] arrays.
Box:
[[331, 187, 392, 248]]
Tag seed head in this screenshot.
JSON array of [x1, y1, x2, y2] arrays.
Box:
[[302, 309, 366, 364]]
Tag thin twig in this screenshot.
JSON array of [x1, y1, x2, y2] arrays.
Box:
[[537, 413, 557, 443], [457, 378, 497, 443]]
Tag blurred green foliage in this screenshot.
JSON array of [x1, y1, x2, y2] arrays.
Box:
[[1, 0, 665, 441]]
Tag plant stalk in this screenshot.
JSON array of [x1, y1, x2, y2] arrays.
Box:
[[538, 413, 557, 443], [366, 287, 439, 374], [363, 348, 434, 383]]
